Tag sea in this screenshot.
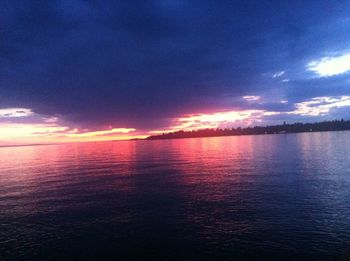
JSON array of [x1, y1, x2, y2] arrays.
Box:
[[1, 132, 350, 260]]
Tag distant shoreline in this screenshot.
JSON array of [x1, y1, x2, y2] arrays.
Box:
[[0, 143, 60, 149], [143, 129, 350, 141], [145, 119, 350, 140]]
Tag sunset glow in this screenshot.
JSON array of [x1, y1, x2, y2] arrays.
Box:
[[0, 122, 145, 146], [2, 95, 350, 146], [149, 110, 278, 134]]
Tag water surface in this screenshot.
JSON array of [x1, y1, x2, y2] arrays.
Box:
[[1, 132, 350, 260]]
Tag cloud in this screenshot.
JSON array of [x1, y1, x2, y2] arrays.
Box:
[[272, 71, 285, 78], [290, 96, 350, 116], [0, 108, 141, 144], [150, 109, 282, 133], [156, 95, 350, 132], [243, 96, 261, 102], [307, 53, 350, 77], [0, 108, 33, 118], [63, 128, 136, 137]]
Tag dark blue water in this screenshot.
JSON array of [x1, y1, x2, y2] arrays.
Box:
[[1, 132, 350, 260]]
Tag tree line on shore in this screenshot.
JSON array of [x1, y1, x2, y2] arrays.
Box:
[[146, 119, 350, 140]]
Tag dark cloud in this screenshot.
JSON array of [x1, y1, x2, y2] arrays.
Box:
[[1, 0, 350, 130], [287, 74, 350, 102]]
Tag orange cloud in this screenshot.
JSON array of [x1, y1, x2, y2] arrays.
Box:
[[0, 106, 149, 146], [150, 109, 279, 134], [0, 123, 146, 146]]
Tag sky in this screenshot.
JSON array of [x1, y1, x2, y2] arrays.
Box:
[[1, 0, 350, 145]]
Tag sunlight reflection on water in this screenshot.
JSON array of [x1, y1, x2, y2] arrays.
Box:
[[1, 132, 350, 260]]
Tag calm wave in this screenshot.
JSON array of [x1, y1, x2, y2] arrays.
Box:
[[1, 132, 350, 260]]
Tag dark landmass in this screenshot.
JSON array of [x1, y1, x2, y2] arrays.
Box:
[[146, 119, 350, 140]]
